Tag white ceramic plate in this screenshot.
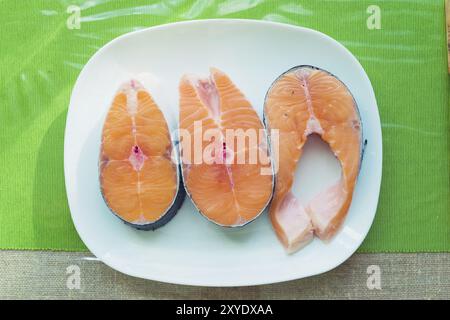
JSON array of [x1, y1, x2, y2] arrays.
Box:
[[65, 19, 382, 287]]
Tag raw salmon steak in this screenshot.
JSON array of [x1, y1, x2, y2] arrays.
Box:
[[179, 68, 274, 227], [264, 66, 363, 253], [99, 80, 184, 230]]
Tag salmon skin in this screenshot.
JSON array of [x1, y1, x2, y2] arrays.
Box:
[[264, 65, 363, 253], [179, 68, 274, 227], [99, 80, 185, 230]]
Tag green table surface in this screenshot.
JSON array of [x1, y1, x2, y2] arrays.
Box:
[[0, 0, 448, 252]]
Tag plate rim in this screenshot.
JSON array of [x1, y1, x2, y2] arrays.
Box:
[[64, 18, 383, 287]]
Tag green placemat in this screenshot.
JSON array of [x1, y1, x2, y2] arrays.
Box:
[[0, 0, 448, 252]]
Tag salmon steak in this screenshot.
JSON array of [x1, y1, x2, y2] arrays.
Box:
[[99, 80, 184, 230], [264, 66, 363, 253], [179, 68, 274, 227]]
